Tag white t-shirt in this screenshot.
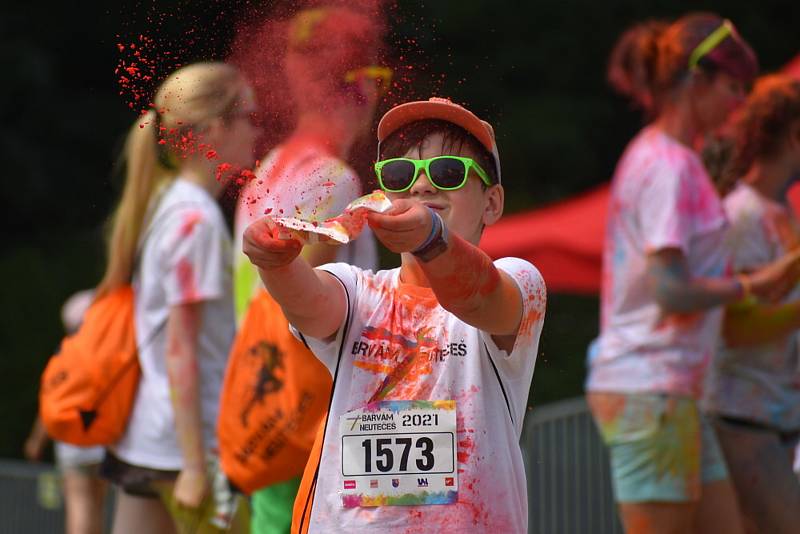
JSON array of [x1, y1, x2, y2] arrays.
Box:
[[704, 183, 800, 430], [586, 126, 730, 398], [234, 143, 378, 319], [295, 259, 546, 533], [114, 179, 235, 470]]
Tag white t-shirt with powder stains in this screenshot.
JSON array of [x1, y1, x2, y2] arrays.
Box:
[[295, 259, 546, 533], [704, 183, 800, 430], [586, 126, 730, 399], [114, 179, 235, 470], [234, 143, 378, 319]]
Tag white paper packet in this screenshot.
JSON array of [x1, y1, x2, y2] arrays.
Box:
[[270, 190, 392, 244]]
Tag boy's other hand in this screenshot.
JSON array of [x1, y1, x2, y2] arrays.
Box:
[[243, 217, 303, 270], [367, 199, 434, 253]]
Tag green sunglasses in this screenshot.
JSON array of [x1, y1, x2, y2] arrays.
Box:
[[374, 156, 493, 193]]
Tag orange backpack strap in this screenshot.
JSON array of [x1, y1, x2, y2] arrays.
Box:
[[292, 272, 352, 534]]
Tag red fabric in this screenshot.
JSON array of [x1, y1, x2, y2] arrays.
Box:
[[788, 183, 800, 218], [783, 53, 800, 81], [480, 184, 609, 294]]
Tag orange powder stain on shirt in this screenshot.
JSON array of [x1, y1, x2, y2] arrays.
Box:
[[515, 275, 547, 339], [517, 300, 543, 339], [354, 279, 447, 401], [352, 360, 394, 375]]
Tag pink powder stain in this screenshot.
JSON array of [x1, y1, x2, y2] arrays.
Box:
[[176, 258, 198, 301], [400, 472, 510, 533], [341, 494, 362, 509], [178, 212, 202, 238]]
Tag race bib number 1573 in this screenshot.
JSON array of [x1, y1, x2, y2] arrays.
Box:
[[338, 400, 457, 507]]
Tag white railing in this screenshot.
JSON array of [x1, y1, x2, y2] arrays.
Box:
[[521, 397, 623, 534]]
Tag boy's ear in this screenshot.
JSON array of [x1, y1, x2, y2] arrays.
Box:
[[482, 184, 504, 226]]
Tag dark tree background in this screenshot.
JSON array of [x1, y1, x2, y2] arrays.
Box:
[[1, 0, 797, 458]]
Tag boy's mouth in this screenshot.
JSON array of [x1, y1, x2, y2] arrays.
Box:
[[422, 202, 446, 212]]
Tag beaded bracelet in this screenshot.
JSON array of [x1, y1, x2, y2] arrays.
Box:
[[411, 207, 442, 254]]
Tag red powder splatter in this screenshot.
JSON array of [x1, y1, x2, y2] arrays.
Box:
[[178, 212, 202, 238], [215, 162, 233, 182], [205, 150, 218, 160], [457, 436, 474, 464]]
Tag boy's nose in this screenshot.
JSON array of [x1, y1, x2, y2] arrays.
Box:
[[409, 171, 436, 196]]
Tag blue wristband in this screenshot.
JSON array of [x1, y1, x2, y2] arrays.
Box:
[[412, 207, 441, 254]]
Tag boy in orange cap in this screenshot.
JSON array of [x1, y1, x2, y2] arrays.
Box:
[[243, 97, 546, 533]]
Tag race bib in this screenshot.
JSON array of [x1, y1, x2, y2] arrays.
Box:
[[339, 400, 458, 507]]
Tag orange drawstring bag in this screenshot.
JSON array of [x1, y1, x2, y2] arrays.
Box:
[[39, 286, 140, 446], [217, 289, 332, 494]]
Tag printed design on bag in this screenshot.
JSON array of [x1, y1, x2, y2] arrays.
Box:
[[240, 341, 286, 427], [45, 369, 69, 392]]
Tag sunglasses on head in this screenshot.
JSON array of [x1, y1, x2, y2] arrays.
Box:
[[374, 156, 493, 193], [344, 66, 393, 95]]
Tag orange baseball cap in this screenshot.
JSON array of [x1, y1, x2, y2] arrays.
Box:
[[377, 97, 502, 183]]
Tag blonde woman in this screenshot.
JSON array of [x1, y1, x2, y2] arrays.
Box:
[[97, 62, 258, 534]]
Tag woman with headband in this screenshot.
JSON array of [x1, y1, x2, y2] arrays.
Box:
[[586, 13, 800, 534], [703, 75, 800, 533]]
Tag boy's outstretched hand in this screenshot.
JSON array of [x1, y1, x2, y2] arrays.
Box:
[[367, 199, 434, 253], [243, 217, 303, 270]]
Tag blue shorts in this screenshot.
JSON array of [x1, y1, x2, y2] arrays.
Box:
[[588, 393, 728, 503]]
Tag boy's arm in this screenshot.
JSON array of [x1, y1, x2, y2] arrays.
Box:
[[243, 217, 346, 340], [368, 200, 525, 345], [421, 233, 523, 340]]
